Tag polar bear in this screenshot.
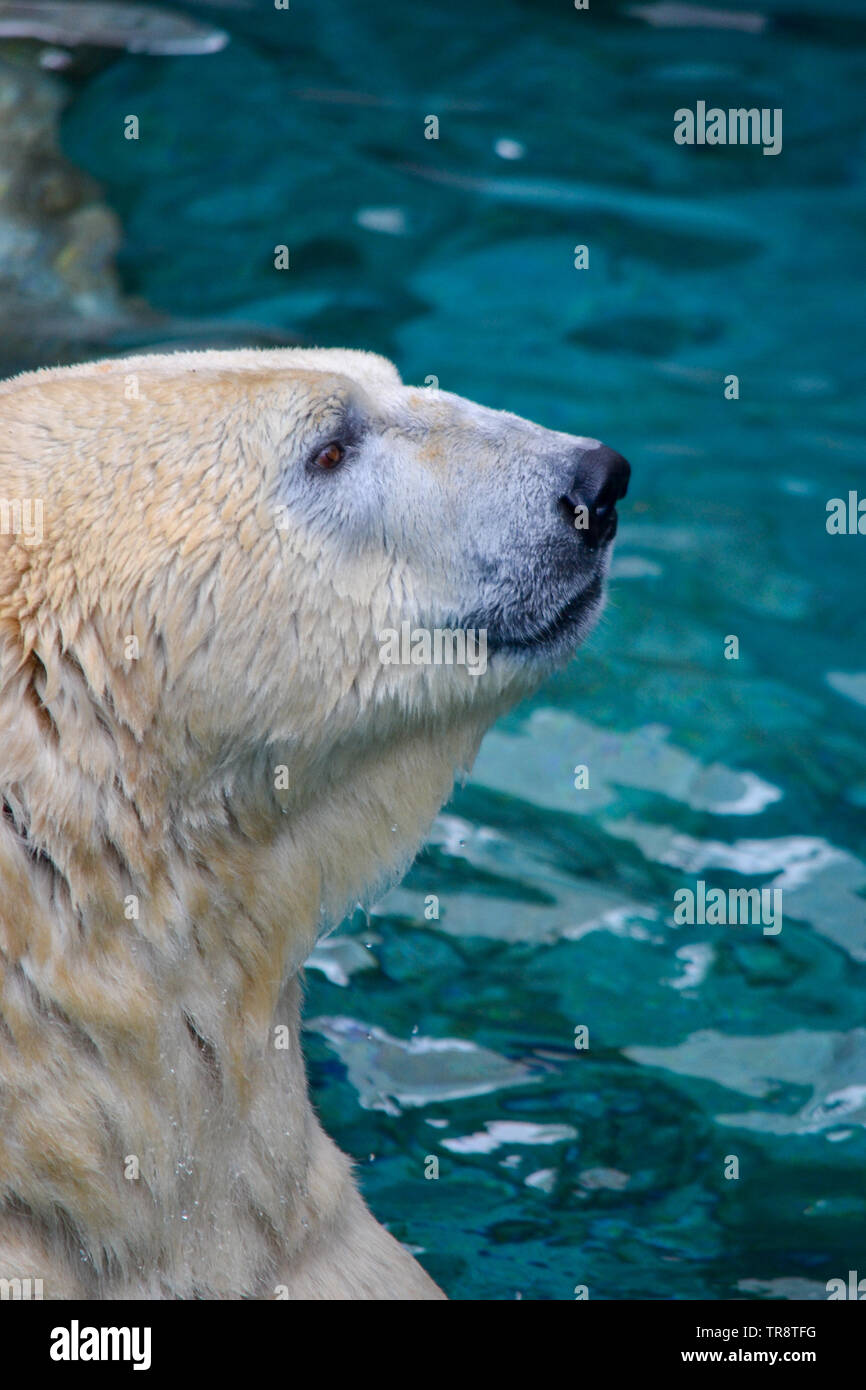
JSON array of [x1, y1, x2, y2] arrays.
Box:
[[0, 348, 629, 1300]]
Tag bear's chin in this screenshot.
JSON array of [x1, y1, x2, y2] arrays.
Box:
[[480, 572, 607, 667]]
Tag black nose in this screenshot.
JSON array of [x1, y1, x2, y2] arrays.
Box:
[[559, 444, 630, 548]]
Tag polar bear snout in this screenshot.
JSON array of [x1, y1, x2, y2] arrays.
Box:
[[559, 443, 631, 550]]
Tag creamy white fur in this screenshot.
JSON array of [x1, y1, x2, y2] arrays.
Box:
[[0, 349, 611, 1299]]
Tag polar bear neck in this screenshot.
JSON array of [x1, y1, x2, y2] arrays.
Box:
[[0, 639, 489, 1293]]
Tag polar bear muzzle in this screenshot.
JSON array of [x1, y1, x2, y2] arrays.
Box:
[[453, 432, 631, 662]]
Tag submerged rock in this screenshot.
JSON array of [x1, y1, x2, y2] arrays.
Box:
[[0, 51, 131, 374], [0, 1, 230, 376], [0, 39, 297, 375]]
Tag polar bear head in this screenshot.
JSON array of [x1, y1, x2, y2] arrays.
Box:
[[0, 347, 629, 963]]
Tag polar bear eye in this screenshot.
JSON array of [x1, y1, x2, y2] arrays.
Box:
[[312, 442, 345, 471]]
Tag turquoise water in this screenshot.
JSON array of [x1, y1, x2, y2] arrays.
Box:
[[62, 0, 866, 1299]]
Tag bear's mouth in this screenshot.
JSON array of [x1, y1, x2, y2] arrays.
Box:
[[481, 572, 605, 656]]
